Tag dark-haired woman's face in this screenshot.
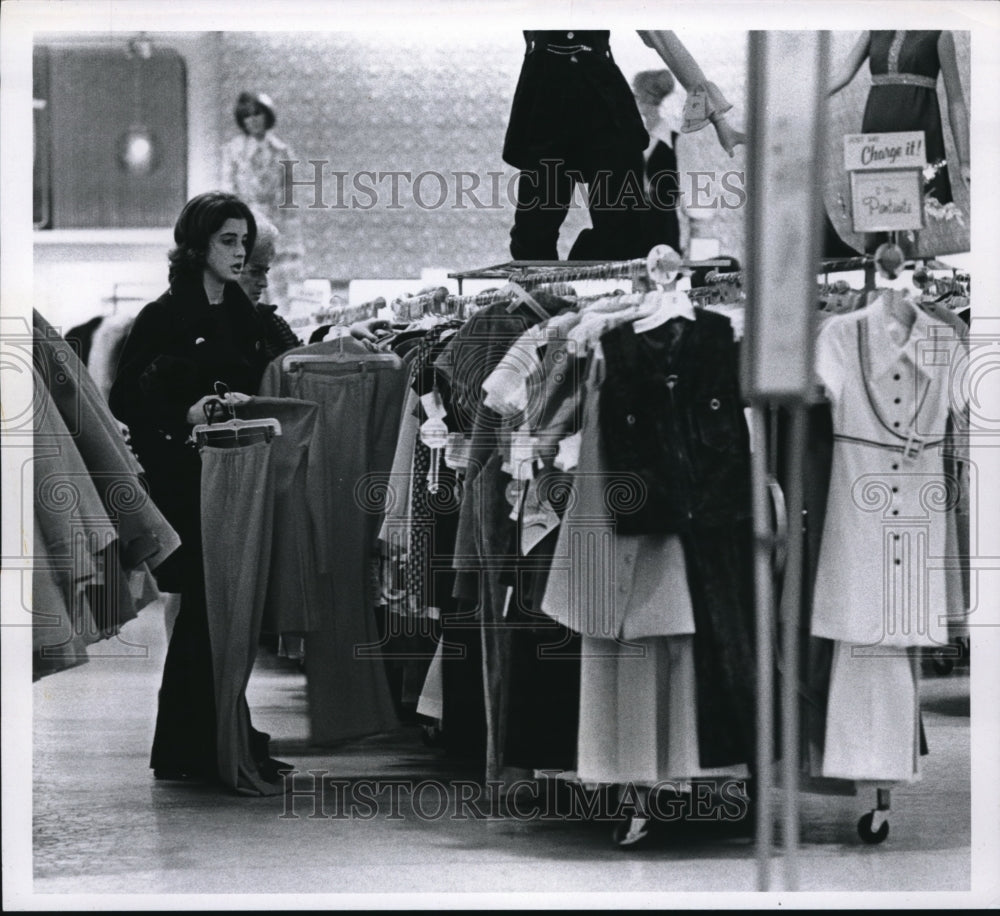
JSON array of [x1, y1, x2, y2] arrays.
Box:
[[204, 218, 249, 285]]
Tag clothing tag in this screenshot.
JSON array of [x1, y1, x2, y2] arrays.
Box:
[[443, 432, 472, 470], [419, 418, 449, 449], [510, 431, 537, 481], [420, 390, 447, 421], [554, 432, 583, 471], [505, 478, 528, 518]]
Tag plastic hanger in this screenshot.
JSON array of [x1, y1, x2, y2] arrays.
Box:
[[632, 288, 696, 332], [504, 280, 549, 320], [193, 386, 282, 445], [631, 245, 696, 332], [873, 243, 917, 329], [193, 415, 282, 445]]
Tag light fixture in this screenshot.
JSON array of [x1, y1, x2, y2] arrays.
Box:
[[118, 33, 158, 176], [117, 126, 158, 176]]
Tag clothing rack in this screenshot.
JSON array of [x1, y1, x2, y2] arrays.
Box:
[[391, 286, 499, 323], [819, 256, 873, 274], [447, 255, 734, 294], [312, 296, 385, 327]]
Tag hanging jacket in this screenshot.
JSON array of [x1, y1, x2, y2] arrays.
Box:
[[598, 308, 751, 535]]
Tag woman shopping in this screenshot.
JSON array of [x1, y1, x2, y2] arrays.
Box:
[[110, 191, 288, 790]]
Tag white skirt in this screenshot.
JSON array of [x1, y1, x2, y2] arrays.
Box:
[[821, 641, 921, 784], [577, 634, 750, 786]]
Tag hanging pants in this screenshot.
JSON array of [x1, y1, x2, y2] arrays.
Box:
[[199, 433, 280, 796], [283, 362, 406, 745]]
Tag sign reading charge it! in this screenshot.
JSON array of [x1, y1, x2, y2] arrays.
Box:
[[843, 132, 927, 171]]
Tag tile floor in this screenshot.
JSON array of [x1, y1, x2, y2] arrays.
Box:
[[27, 600, 973, 903]]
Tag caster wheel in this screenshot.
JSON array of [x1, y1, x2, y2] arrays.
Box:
[[857, 811, 889, 844]]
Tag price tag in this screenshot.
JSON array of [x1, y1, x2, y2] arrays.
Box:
[[420, 390, 447, 421], [419, 418, 449, 449]]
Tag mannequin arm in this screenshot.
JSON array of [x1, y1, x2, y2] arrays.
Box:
[[938, 31, 971, 184], [637, 30, 744, 155], [637, 29, 708, 92]]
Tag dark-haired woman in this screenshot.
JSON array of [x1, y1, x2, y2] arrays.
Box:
[[221, 91, 304, 309], [110, 191, 285, 788]]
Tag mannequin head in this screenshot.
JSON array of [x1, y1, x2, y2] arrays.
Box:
[[632, 69, 676, 132], [234, 91, 277, 139]]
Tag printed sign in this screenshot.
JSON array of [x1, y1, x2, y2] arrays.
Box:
[[843, 132, 927, 171], [849, 169, 925, 232]]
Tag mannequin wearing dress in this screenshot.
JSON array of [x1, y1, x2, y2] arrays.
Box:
[[823, 30, 970, 255]]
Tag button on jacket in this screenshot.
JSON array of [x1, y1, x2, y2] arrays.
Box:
[[598, 309, 751, 535]]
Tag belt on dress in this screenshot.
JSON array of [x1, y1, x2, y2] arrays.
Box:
[[871, 73, 938, 90], [834, 432, 943, 460], [529, 40, 611, 58]]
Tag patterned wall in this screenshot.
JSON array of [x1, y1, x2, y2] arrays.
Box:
[[215, 29, 969, 280], [216, 30, 751, 281]]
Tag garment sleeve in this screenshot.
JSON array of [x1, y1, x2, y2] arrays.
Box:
[[636, 30, 733, 132], [481, 326, 542, 418], [814, 317, 848, 404], [108, 302, 197, 432]]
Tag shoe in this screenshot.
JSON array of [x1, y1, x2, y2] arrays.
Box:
[[611, 815, 653, 849]]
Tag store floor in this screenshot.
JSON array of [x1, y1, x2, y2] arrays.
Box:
[[32, 600, 971, 897]]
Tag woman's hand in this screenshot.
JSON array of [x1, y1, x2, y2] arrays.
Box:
[[185, 391, 253, 425], [713, 117, 746, 157], [349, 318, 392, 344]]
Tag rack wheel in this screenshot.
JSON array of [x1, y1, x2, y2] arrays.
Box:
[[857, 811, 890, 844]]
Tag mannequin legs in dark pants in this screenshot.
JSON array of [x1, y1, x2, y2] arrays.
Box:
[[510, 149, 653, 261]]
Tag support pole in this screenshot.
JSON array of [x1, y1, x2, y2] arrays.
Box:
[[751, 404, 775, 891], [744, 30, 829, 891]]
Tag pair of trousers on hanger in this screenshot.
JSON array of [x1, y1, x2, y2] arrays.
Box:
[[198, 397, 318, 795], [263, 352, 407, 745]]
